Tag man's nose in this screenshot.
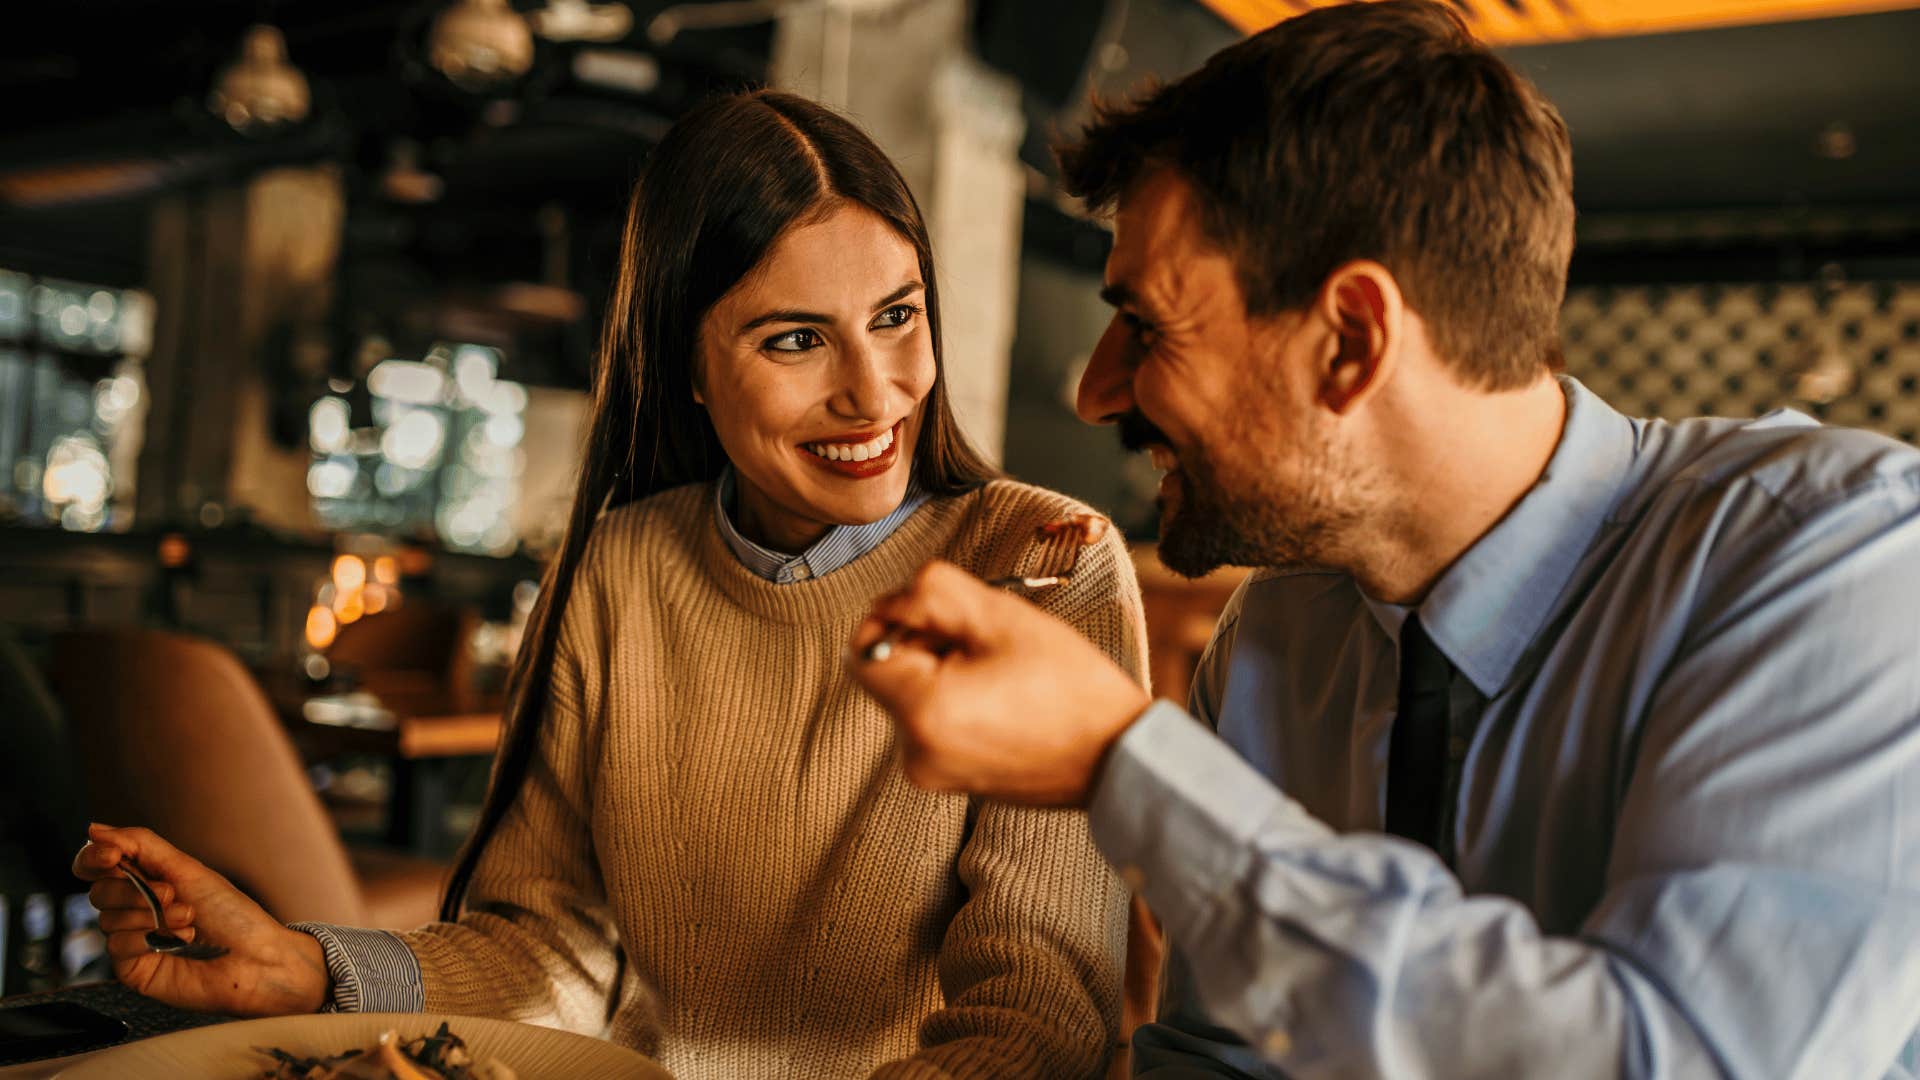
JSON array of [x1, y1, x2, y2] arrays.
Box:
[[1075, 318, 1134, 425]]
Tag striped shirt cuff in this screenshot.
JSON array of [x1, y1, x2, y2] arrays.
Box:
[[288, 921, 426, 1013]]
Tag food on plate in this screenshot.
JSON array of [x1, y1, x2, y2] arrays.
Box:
[[255, 1022, 518, 1079]]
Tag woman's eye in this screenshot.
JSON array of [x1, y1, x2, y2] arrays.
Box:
[[765, 328, 822, 353], [872, 304, 919, 330]]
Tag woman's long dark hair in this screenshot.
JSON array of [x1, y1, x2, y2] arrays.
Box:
[[440, 91, 997, 920]]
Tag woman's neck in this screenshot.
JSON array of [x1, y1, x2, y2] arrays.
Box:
[[732, 474, 833, 553]]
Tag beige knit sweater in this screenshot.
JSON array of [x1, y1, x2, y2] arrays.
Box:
[[402, 479, 1146, 1079]]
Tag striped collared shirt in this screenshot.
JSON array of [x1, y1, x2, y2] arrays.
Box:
[[713, 466, 928, 584]]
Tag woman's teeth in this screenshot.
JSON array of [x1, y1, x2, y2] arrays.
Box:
[[806, 426, 894, 463]]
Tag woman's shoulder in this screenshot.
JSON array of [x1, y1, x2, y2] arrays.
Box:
[[575, 482, 711, 575], [940, 478, 1133, 581], [964, 477, 1105, 531]]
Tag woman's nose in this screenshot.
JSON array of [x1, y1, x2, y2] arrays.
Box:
[[831, 340, 893, 422], [1076, 317, 1136, 425]]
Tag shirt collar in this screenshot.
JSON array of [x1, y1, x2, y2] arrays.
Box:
[[712, 466, 928, 584], [1388, 376, 1638, 697]]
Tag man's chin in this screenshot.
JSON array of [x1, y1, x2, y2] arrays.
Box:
[[1156, 511, 1230, 579]]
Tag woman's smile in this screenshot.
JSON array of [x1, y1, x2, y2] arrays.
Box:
[[800, 420, 903, 478]]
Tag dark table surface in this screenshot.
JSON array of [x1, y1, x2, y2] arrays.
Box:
[[0, 981, 231, 1069]]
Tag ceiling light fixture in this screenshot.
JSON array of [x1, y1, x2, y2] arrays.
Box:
[[208, 25, 311, 133], [531, 0, 634, 43], [429, 0, 535, 91]]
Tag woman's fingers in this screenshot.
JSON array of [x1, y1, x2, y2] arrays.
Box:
[[104, 930, 160, 965], [86, 823, 196, 879], [90, 877, 174, 912], [96, 903, 194, 934], [73, 835, 127, 881]]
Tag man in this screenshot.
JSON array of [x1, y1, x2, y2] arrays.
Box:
[[849, 1, 1920, 1076]]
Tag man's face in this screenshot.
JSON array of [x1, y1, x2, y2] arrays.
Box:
[[1077, 167, 1360, 577]]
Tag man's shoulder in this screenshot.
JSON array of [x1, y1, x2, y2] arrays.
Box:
[[1636, 412, 1920, 518]]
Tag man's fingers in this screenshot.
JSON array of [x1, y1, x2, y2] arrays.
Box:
[[860, 561, 1016, 658], [848, 629, 945, 715]]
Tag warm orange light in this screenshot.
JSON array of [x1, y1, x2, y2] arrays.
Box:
[[331, 554, 367, 592], [397, 546, 432, 577], [335, 590, 366, 625], [1198, 0, 1916, 45], [157, 533, 191, 569], [363, 584, 389, 614], [305, 605, 338, 650], [372, 555, 399, 585]]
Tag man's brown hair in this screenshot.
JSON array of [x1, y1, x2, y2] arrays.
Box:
[[1058, 0, 1574, 390]]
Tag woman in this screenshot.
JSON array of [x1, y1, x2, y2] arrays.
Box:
[[73, 90, 1146, 1078]]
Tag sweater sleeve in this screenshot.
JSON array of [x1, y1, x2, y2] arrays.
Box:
[[872, 522, 1143, 1079], [395, 558, 626, 1035]]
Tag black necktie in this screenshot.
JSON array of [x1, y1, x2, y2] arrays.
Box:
[[1386, 615, 1453, 852]]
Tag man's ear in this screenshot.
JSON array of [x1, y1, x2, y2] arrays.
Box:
[[1316, 261, 1403, 415]]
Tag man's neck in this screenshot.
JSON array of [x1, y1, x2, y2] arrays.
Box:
[[1347, 372, 1568, 605]]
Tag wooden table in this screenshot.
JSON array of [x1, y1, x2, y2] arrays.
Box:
[[262, 670, 505, 851]]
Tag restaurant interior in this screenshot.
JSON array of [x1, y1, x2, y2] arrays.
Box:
[[1, 0, 1918, 1068]]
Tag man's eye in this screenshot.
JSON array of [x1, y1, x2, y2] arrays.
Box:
[[765, 328, 822, 353], [872, 304, 920, 330]]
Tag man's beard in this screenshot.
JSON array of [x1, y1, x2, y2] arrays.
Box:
[[1120, 411, 1353, 579]]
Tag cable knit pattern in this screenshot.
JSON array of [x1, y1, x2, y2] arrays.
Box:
[[400, 479, 1145, 1079]]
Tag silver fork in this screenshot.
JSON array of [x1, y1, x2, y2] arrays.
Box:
[[118, 861, 229, 961], [859, 575, 1067, 663]]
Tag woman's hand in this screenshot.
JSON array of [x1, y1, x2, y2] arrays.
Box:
[[72, 824, 331, 1017]]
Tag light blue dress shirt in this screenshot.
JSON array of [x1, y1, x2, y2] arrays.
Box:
[[1090, 376, 1920, 1078]]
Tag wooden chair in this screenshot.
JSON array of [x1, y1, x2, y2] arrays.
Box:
[[46, 627, 444, 930]]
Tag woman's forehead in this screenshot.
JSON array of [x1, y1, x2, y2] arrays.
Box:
[[729, 205, 920, 311]]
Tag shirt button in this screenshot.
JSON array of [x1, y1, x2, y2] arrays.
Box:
[[1118, 864, 1146, 891], [1263, 1030, 1292, 1057], [789, 563, 811, 581]]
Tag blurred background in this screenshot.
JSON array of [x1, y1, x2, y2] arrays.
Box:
[[2, 0, 1917, 994]]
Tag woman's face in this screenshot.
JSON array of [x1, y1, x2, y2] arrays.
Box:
[[697, 204, 936, 553]]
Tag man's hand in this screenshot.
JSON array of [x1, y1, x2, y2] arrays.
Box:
[[849, 560, 1150, 805]]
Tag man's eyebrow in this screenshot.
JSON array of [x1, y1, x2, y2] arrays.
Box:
[[736, 280, 926, 335]]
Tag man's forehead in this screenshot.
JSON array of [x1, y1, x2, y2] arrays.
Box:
[[1105, 168, 1227, 302]]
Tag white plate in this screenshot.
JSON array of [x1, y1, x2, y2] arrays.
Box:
[[55, 1012, 669, 1079]]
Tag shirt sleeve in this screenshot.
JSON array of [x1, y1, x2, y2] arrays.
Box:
[[1090, 482, 1920, 1079], [287, 922, 425, 1013]]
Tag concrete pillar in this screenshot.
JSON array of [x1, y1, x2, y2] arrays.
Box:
[[138, 165, 342, 531], [772, 0, 1024, 462]]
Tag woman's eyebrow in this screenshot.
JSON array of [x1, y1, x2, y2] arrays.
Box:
[[738, 307, 829, 334], [737, 280, 925, 335], [870, 280, 924, 312]]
